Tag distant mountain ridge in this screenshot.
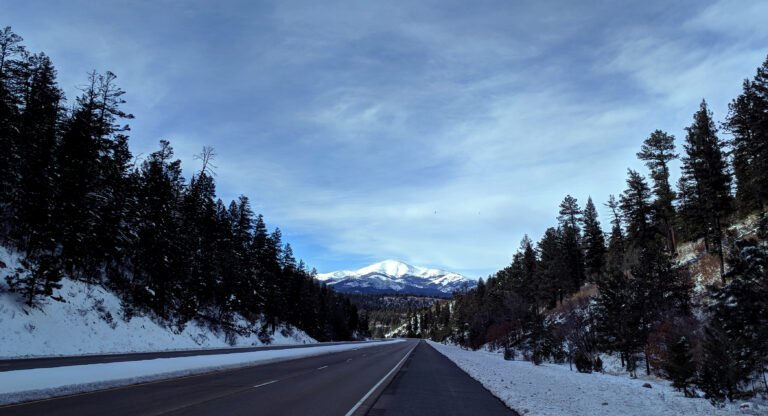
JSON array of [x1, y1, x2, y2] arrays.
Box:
[[316, 260, 476, 297]]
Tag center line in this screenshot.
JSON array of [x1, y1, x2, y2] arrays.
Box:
[[253, 380, 279, 388], [317, 365, 328, 370]]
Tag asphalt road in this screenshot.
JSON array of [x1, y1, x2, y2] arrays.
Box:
[[0, 339, 518, 416], [0, 340, 381, 372], [369, 341, 518, 416], [0, 339, 418, 416]]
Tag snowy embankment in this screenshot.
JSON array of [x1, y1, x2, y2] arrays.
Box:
[[0, 339, 403, 404], [0, 246, 313, 358], [428, 341, 763, 416]]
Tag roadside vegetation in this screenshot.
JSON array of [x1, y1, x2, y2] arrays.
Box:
[[0, 26, 361, 343], [409, 54, 768, 405]]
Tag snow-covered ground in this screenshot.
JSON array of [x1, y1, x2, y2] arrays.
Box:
[[0, 246, 314, 358], [428, 341, 765, 416], [0, 339, 403, 405]]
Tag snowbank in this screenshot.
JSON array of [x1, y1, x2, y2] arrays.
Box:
[[0, 246, 314, 358], [428, 341, 764, 416], [0, 339, 403, 404]]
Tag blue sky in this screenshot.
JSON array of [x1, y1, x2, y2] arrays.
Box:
[[5, 0, 768, 277]]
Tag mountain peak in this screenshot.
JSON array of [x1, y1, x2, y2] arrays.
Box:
[[316, 260, 475, 297], [357, 259, 416, 277]]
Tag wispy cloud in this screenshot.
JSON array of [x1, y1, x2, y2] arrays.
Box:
[[3, 0, 767, 277]]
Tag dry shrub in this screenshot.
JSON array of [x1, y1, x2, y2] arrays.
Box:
[[646, 317, 702, 378], [690, 252, 722, 287], [485, 321, 514, 350], [548, 284, 598, 317], [646, 320, 675, 376]]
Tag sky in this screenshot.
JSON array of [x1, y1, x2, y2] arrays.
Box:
[[4, 0, 768, 278]]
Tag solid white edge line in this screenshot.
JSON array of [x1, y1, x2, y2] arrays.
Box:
[[343, 342, 418, 416], [253, 380, 279, 388]]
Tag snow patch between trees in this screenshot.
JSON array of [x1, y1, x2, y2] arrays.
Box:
[[428, 341, 764, 416]]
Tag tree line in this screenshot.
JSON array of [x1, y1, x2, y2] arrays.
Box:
[[410, 54, 768, 404], [0, 26, 361, 342]]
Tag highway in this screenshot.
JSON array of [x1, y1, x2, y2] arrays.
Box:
[[369, 341, 516, 415], [0, 340, 376, 372], [0, 340, 517, 416]]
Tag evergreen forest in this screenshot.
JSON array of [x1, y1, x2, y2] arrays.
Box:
[[0, 27, 361, 343], [406, 53, 768, 404]]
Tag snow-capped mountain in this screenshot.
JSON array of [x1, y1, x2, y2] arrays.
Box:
[[316, 260, 476, 297]]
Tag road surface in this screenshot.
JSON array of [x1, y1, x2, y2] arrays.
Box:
[[0, 340, 378, 372], [0, 340, 416, 415], [0, 339, 518, 415], [369, 341, 517, 415]]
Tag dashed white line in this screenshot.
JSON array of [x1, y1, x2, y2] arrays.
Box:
[[253, 380, 279, 388], [346, 359, 353, 362], [317, 365, 328, 370]]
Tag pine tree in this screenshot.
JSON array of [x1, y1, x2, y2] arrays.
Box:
[[213, 198, 238, 320], [665, 336, 695, 396], [680, 100, 732, 280], [637, 130, 678, 253], [536, 227, 565, 308], [501, 235, 537, 307], [0, 26, 27, 230], [604, 194, 625, 272], [699, 235, 768, 402], [227, 196, 261, 317], [581, 197, 606, 283], [52, 71, 134, 282], [619, 169, 655, 248], [599, 188, 692, 376], [13, 53, 62, 254], [178, 168, 219, 322], [725, 55, 768, 214], [699, 325, 737, 403], [0, 53, 66, 305], [132, 140, 185, 319], [557, 195, 585, 296], [675, 175, 705, 243], [631, 246, 692, 375], [281, 243, 297, 272], [91, 74, 136, 279]]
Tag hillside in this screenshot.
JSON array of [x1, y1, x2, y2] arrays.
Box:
[[0, 26, 363, 351], [0, 247, 314, 358]]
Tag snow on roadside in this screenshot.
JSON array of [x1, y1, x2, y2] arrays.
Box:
[[427, 341, 764, 416], [0, 339, 403, 405], [0, 246, 314, 358]]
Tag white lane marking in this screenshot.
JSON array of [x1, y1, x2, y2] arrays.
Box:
[[344, 343, 418, 416], [317, 365, 328, 370], [346, 359, 352, 362], [253, 380, 279, 388]]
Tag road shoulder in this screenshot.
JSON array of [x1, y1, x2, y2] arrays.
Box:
[[368, 340, 518, 416]]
